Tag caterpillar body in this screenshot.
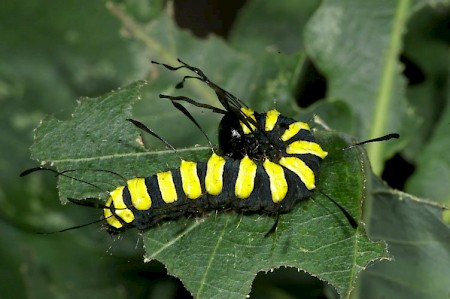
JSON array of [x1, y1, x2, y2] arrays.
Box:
[[104, 105, 327, 234]]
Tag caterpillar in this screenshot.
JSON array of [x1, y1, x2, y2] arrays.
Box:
[[21, 59, 398, 235], [106, 59, 330, 234]]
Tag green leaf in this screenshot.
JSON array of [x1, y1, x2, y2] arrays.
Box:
[[304, 0, 419, 174], [355, 176, 450, 299], [27, 75, 387, 298], [401, 4, 450, 159], [403, 6, 450, 207], [405, 82, 450, 206]]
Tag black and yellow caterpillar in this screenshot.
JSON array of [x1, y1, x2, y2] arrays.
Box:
[[23, 59, 397, 234], [101, 60, 329, 234], [105, 111, 327, 233]]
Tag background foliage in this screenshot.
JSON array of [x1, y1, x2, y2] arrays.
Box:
[[1, 0, 449, 298]]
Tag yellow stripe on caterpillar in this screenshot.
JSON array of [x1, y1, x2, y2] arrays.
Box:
[[281, 122, 310, 142], [157, 171, 178, 203], [235, 155, 258, 199], [127, 178, 151, 210], [205, 153, 226, 196], [106, 186, 135, 225], [180, 160, 202, 199], [265, 109, 281, 131], [240, 108, 257, 134], [263, 159, 288, 203], [286, 140, 328, 158], [279, 157, 316, 190]]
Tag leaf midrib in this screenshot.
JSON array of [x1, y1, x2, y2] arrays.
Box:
[[49, 146, 210, 163]]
